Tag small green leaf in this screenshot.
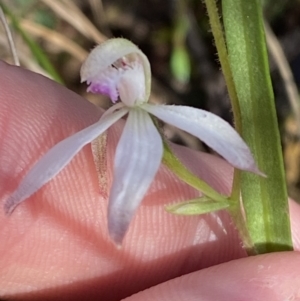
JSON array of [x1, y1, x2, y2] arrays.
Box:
[[166, 196, 229, 215], [162, 140, 229, 204]]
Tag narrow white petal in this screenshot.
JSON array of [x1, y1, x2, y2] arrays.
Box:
[[4, 107, 128, 215], [108, 108, 163, 244], [143, 104, 261, 174]]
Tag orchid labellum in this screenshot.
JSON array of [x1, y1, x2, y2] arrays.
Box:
[[4, 38, 261, 245]]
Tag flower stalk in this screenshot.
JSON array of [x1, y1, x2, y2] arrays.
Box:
[[203, 0, 254, 252]]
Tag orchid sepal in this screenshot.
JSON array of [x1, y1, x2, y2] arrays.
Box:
[[144, 104, 264, 175], [4, 107, 128, 215], [108, 107, 163, 245]]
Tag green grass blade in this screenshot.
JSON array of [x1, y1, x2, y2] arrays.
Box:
[[2, 3, 64, 84], [222, 0, 293, 253]]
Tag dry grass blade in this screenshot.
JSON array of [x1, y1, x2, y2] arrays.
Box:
[[88, 0, 109, 32], [21, 19, 88, 62], [0, 5, 19, 65], [265, 20, 300, 136], [41, 0, 106, 44], [88, 0, 104, 27], [0, 34, 52, 77]]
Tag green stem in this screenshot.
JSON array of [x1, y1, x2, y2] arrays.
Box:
[[203, 0, 253, 252], [228, 204, 256, 255], [203, 0, 241, 133], [203, 0, 242, 203], [223, 0, 293, 253]]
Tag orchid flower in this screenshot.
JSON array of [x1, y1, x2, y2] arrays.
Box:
[[4, 38, 261, 245]]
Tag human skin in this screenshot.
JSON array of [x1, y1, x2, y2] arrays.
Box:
[[0, 61, 300, 301]]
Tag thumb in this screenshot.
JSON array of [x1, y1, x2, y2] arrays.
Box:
[[123, 252, 300, 301]]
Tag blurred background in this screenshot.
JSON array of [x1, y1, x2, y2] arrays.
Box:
[[1, 0, 300, 201]]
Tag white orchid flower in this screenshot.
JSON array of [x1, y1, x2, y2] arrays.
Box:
[[4, 38, 261, 245]]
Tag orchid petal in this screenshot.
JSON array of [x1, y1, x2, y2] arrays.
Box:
[[4, 107, 128, 215], [108, 108, 163, 245], [143, 104, 261, 174], [80, 38, 151, 101], [86, 66, 122, 102]]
